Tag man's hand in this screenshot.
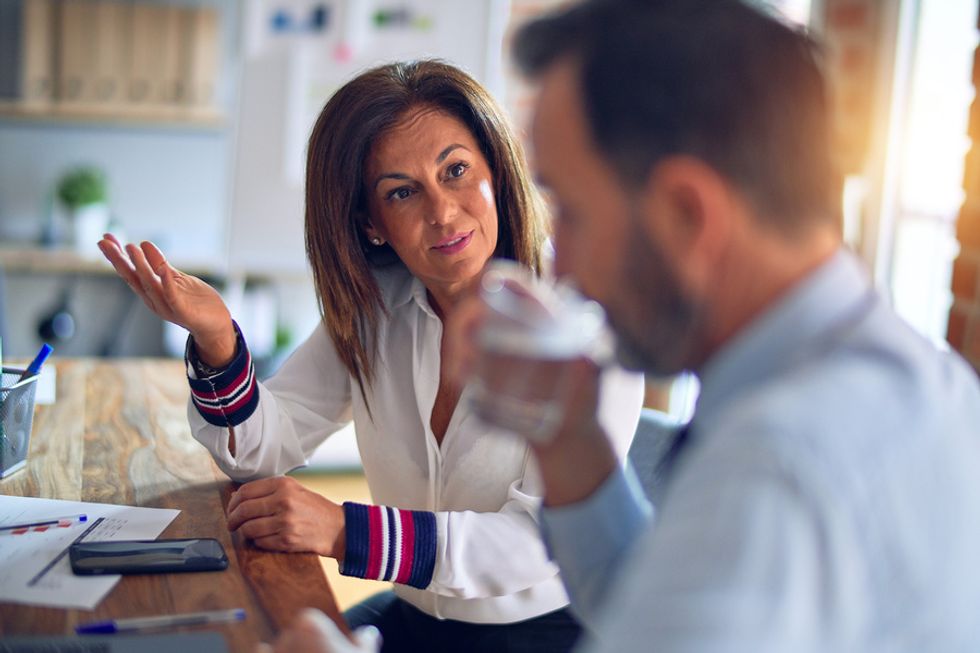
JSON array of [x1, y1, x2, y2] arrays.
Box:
[[445, 291, 619, 506], [257, 609, 381, 653], [226, 477, 345, 559]]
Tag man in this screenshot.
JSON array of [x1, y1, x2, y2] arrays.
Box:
[[269, 0, 980, 651]]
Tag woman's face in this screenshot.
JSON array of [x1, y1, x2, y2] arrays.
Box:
[[364, 106, 499, 301]]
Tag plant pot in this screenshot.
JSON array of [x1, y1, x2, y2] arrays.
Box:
[[71, 203, 110, 257]]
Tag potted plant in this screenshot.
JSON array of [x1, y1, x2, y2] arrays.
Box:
[[56, 166, 109, 256]]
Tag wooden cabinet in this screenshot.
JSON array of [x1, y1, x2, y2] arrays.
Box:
[[92, 0, 129, 107], [1, 0, 224, 127], [19, 0, 55, 109]]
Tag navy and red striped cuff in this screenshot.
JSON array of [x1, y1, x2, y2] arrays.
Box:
[[185, 324, 259, 427], [340, 502, 436, 589]]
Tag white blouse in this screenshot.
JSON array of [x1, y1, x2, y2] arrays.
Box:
[[187, 262, 645, 624]]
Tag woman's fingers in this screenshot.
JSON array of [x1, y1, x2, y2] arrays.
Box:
[[227, 478, 289, 530], [228, 477, 285, 513], [126, 242, 168, 315], [140, 240, 170, 276], [126, 242, 159, 288], [99, 237, 169, 318], [227, 494, 277, 531], [97, 236, 141, 289], [226, 477, 343, 558], [141, 240, 186, 306], [251, 533, 288, 552], [236, 515, 281, 541]]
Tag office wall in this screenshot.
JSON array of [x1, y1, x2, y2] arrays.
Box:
[[0, 0, 240, 357], [0, 273, 165, 358], [0, 124, 229, 261], [0, 0, 239, 261]]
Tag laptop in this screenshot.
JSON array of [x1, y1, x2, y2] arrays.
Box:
[[0, 632, 227, 653]]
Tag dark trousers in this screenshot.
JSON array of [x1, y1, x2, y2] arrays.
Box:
[[344, 591, 582, 653]]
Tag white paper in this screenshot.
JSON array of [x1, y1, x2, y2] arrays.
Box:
[[33, 366, 56, 405], [0, 496, 180, 609]]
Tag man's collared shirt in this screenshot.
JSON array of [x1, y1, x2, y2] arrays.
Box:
[[543, 249, 980, 652]]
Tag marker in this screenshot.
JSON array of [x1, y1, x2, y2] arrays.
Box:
[[76, 608, 246, 635], [0, 514, 87, 535], [19, 343, 53, 381]]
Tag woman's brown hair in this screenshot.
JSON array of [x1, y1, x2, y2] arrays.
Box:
[[305, 59, 547, 402]]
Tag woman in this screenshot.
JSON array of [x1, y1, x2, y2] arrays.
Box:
[[99, 60, 643, 653]]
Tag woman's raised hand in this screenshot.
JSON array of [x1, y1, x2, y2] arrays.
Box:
[[97, 234, 237, 367]]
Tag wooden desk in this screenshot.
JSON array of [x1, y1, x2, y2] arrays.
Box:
[[0, 359, 346, 650]]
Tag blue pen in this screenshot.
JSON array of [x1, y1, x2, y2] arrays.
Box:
[[76, 608, 246, 634], [19, 343, 53, 381], [0, 513, 87, 535]]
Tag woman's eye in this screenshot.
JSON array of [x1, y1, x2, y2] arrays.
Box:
[[387, 187, 413, 201], [447, 162, 469, 179]]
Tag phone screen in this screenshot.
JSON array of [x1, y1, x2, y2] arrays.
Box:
[[69, 538, 229, 575]]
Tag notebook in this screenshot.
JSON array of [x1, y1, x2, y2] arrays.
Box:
[[0, 632, 227, 653]]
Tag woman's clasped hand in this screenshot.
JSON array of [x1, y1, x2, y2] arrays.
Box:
[[226, 476, 346, 559]]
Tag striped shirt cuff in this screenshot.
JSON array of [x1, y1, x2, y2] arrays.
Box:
[[340, 502, 436, 589], [185, 322, 259, 427]]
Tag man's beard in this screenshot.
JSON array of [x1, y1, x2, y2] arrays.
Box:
[[608, 212, 702, 377]]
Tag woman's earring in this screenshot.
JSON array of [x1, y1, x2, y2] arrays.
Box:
[[371, 237, 384, 246]]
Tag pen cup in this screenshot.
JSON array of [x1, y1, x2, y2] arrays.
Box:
[[0, 367, 40, 479]]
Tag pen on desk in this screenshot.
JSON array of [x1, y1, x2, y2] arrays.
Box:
[[75, 608, 247, 635], [0, 514, 87, 534], [19, 343, 53, 381]]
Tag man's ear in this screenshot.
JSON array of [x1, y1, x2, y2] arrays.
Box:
[[639, 156, 735, 289]]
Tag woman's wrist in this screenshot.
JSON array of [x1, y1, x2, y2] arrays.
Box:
[[192, 322, 237, 369], [329, 501, 346, 560]]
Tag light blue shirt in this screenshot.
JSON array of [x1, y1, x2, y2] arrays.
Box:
[[542, 249, 980, 652]]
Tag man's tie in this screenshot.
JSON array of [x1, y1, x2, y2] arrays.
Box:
[[650, 422, 692, 505]]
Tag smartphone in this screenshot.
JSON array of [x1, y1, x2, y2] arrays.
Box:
[[69, 538, 229, 575]]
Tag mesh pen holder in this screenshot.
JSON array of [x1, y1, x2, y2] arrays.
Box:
[[0, 367, 39, 479]]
